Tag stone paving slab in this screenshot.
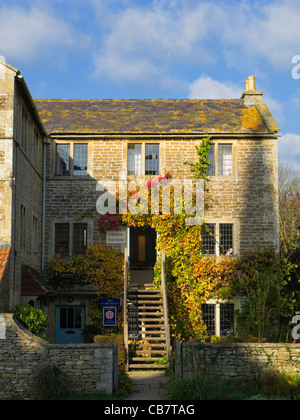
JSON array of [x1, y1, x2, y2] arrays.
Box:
[[125, 371, 170, 400]]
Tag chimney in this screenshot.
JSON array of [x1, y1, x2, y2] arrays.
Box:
[[241, 76, 263, 105]]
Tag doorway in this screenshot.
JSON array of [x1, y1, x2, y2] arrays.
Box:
[[129, 227, 156, 286], [55, 306, 85, 344]]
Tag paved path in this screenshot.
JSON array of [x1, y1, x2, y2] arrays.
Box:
[[125, 371, 170, 400]]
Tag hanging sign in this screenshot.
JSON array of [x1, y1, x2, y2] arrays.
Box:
[[103, 307, 117, 327]]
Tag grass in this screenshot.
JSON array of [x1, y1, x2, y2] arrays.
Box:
[[166, 370, 300, 400]]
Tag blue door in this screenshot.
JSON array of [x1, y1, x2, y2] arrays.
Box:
[[56, 306, 85, 344]]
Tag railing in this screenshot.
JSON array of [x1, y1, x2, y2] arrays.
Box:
[[161, 248, 171, 357], [123, 247, 129, 371]]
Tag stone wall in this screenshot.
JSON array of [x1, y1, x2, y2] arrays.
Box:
[[0, 314, 117, 400], [175, 340, 300, 380]]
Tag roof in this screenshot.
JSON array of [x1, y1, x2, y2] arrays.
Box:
[[34, 98, 279, 136], [21, 265, 47, 296], [0, 244, 10, 284]]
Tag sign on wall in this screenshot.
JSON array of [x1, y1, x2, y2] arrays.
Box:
[[99, 299, 122, 307], [103, 307, 117, 327], [106, 230, 126, 245]]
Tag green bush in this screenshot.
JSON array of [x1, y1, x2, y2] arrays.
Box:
[[11, 304, 48, 339], [34, 365, 71, 400]]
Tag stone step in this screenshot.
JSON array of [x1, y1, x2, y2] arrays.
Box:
[[134, 350, 168, 355], [130, 357, 166, 362], [138, 318, 164, 322], [129, 343, 167, 348], [138, 324, 165, 329], [128, 364, 168, 369]]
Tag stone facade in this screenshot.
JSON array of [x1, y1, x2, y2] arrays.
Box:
[[175, 340, 300, 380], [0, 60, 281, 344], [0, 313, 116, 399]]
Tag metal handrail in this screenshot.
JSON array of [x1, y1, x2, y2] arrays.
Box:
[[123, 247, 129, 370], [161, 248, 171, 357]]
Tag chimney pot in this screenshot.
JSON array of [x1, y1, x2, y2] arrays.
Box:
[[248, 76, 256, 91]]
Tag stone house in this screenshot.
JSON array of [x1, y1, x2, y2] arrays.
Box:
[[0, 60, 280, 343]]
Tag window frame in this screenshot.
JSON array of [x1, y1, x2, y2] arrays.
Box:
[[54, 142, 89, 178], [202, 302, 235, 337], [54, 222, 89, 257], [201, 222, 235, 256], [127, 142, 160, 176], [20, 205, 26, 251], [202, 141, 236, 177]]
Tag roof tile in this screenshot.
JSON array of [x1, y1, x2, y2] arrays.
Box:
[[34, 99, 278, 135]]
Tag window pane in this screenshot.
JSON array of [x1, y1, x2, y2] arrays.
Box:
[[202, 304, 215, 335], [138, 235, 146, 262], [218, 145, 233, 176], [219, 224, 233, 255], [207, 144, 215, 176], [74, 144, 88, 176], [201, 224, 216, 255], [145, 144, 159, 175], [56, 144, 70, 176], [60, 308, 67, 329], [128, 144, 142, 176], [67, 308, 74, 329], [55, 224, 69, 256], [75, 308, 82, 329], [73, 224, 87, 255], [220, 304, 235, 336]]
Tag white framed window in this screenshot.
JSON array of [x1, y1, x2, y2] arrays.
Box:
[[218, 144, 233, 176], [201, 223, 234, 256], [127, 143, 160, 176], [205, 142, 234, 176], [202, 303, 235, 337], [55, 143, 88, 177]]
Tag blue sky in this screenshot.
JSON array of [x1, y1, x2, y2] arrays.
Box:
[[0, 0, 300, 169]]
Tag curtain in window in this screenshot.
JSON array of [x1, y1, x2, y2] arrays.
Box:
[[128, 144, 142, 175], [218, 145, 232, 176]]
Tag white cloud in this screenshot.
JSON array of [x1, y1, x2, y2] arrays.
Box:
[[91, 1, 216, 87], [187, 75, 242, 99], [90, 0, 300, 91], [278, 133, 300, 170], [0, 6, 90, 63]]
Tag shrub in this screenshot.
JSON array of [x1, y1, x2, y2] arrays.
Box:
[[11, 304, 48, 339], [34, 365, 72, 400]]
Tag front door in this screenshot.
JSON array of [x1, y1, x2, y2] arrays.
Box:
[[130, 227, 156, 286], [56, 306, 85, 344]]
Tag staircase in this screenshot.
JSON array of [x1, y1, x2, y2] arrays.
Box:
[[126, 284, 170, 370]]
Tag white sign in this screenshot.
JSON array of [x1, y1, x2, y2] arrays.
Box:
[[106, 230, 126, 245]]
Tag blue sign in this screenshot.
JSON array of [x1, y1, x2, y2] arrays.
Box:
[[99, 299, 122, 307], [103, 307, 117, 327]]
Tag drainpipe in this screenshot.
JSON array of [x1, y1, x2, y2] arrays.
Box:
[[42, 138, 50, 270]]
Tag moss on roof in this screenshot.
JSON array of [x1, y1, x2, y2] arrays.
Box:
[[34, 99, 278, 135]]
